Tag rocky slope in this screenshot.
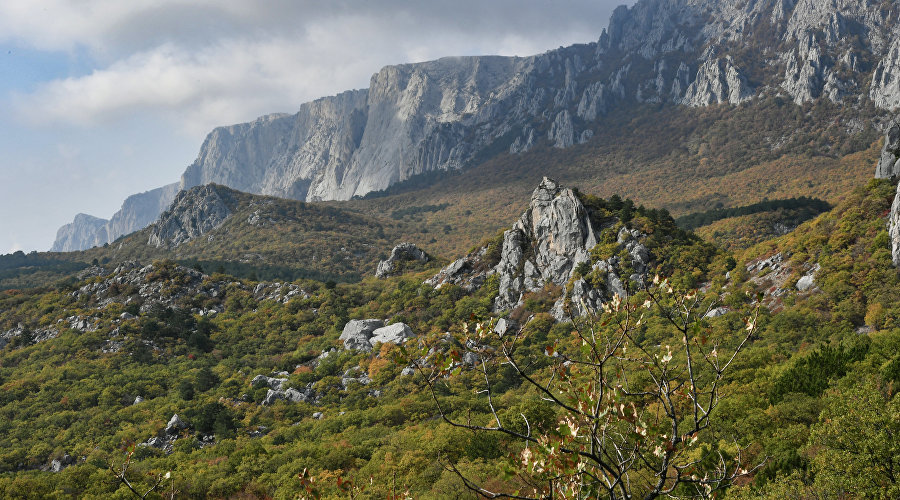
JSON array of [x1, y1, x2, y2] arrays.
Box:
[[54, 0, 900, 251]]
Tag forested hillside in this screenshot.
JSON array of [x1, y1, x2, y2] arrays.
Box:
[[2, 174, 899, 497]]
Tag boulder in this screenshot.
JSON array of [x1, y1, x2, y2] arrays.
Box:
[[376, 243, 429, 278], [370, 323, 414, 346], [339, 319, 384, 351], [251, 374, 287, 390], [165, 414, 188, 434]]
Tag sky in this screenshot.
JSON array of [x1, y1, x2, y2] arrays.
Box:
[[0, 0, 633, 254]]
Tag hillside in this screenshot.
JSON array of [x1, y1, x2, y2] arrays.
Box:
[[3, 172, 900, 497]]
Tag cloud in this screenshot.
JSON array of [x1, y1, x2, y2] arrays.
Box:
[[9, 1, 625, 136]]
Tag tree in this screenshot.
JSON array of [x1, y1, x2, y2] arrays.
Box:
[[403, 276, 763, 499]]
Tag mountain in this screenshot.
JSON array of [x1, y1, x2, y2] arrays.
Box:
[[51, 183, 180, 252], [53, 0, 900, 253], [50, 213, 107, 252]]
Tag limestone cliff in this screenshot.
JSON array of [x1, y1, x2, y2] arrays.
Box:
[[51, 214, 108, 252]]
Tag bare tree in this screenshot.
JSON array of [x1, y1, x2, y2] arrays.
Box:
[[109, 445, 177, 499], [403, 276, 764, 499]]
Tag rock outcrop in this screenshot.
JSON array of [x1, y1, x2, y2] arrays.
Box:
[[492, 177, 599, 311], [375, 243, 429, 278], [875, 121, 900, 267], [876, 121, 900, 179], [147, 185, 235, 248], [681, 57, 753, 107]]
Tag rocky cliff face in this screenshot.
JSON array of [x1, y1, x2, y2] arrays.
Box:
[[57, 0, 900, 251], [50, 214, 108, 252], [147, 185, 236, 248]]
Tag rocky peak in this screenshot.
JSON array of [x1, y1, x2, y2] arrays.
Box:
[[493, 177, 599, 312], [147, 184, 236, 248]]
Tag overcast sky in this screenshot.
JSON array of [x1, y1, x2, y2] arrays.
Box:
[[0, 0, 633, 254]]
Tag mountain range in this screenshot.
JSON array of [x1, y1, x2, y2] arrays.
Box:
[[51, 0, 900, 252]]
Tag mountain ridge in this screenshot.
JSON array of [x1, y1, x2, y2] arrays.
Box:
[[52, 0, 900, 252]]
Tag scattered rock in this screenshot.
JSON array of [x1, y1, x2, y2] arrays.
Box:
[[133, 396, 144, 405]]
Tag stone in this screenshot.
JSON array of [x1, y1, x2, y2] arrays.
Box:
[[493, 318, 518, 336], [369, 323, 414, 346], [890, 183, 900, 268], [871, 38, 900, 110], [312, 412, 323, 419], [794, 263, 821, 291], [166, 414, 188, 434], [681, 56, 753, 107], [49, 454, 74, 473], [339, 319, 384, 351], [875, 121, 900, 179], [251, 374, 288, 390], [548, 110, 575, 149], [704, 307, 729, 319], [401, 366, 416, 376], [375, 243, 429, 278], [133, 396, 144, 405]]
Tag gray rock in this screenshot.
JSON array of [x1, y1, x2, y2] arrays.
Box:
[[493, 318, 518, 337], [251, 374, 288, 391], [871, 38, 900, 110], [312, 412, 324, 419], [50, 214, 108, 253], [704, 307, 729, 319], [339, 319, 384, 351], [166, 414, 188, 434], [49, 454, 74, 473], [424, 251, 487, 292], [548, 110, 575, 149], [682, 56, 753, 107], [133, 396, 144, 405], [401, 366, 416, 376], [375, 243, 429, 278], [876, 121, 900, 179], [890, 183, 900, 268], [262, 389, 285, 406], [370, 323, 414, 346]]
